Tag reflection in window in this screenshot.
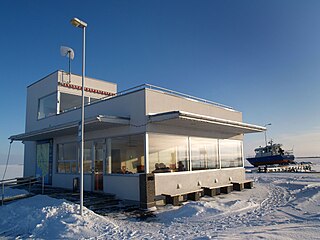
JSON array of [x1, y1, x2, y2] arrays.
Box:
[[57, 142, 78, 173], [59, 92, 89, 113], [84, 141, 93, 173], [149, 133, 189, 173], [57, 140, 107, 174], [94, 140, 104, 173], [191, 137, 219, 170], [111, 135, 144, 174], [219, 140, 243, 168], [38, 93, 57, 119], [90, 98, 100, 104]]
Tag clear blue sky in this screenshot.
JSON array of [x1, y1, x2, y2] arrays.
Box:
[[1, 0, 320, 164]]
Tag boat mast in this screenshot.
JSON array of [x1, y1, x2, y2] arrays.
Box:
[[264, 123, 271, 146]]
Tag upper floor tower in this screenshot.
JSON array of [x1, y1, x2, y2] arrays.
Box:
[[26, 70, 117, 132]]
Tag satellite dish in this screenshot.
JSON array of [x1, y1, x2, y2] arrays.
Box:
[[60, 46, 74, 59], [60, 46, 74, 82]]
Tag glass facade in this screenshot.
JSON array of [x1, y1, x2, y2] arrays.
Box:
[[110, 135, 144, 174], [38, 92, 96, 119], [84, 141, 93, 173], [94, 140, 105, 173], [149, 133, 189, 173], [149, 134, 242, 172], [190, 137, 219, 170], [57, 142, 78, 173], [219, 139, 243, 168], [55, 134, 243, 175], [57, 140, 106, 175]]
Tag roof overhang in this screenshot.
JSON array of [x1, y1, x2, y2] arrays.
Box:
[[10, 115, 130, 141], [148, 111, 265, 134]]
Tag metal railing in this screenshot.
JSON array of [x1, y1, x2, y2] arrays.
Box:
[[103, 83, 233, 110], [1, 176, 40, 205], [61, 83, 233, 114]]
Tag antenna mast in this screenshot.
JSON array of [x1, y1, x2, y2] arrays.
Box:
[[68, 50, 71, 82], [60, 46, 75, 82]]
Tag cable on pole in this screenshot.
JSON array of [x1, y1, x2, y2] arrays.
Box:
[[2, 140, 13, 181]]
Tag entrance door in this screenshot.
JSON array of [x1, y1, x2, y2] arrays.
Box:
[[93, 141, 104, 191], [36, 140, 53, 185]]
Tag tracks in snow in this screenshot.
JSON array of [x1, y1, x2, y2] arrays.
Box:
[[111, 182, 292, 239], [158, 182, 290, 239]]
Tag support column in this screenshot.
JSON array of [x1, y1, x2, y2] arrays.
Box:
[[91, 142, 95, 191], [144, 132, 149, 174], [218, 140, 222, 169], [188, 137, 192, 171], [56, 91, 60, 114], [107, 138, 111, 174], [139, 173, 155, 209], [241, 140, 244, 168]]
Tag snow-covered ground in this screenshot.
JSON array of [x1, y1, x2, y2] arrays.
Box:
[[0, 187, 28, 200], [0, 160, 319, 239]]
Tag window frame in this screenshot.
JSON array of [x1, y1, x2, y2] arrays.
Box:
[[37, 92, 58, 120]]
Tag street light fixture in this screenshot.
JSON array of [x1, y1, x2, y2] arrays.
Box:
[[71, 17, 88, 28], [264, 123, 271, 146], [70, 17, 87, 216]]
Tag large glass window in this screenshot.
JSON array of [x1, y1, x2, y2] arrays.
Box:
[[111, 135, 144, 174], [84, 141, 93, 173], [59, 92, 89, 113], [191, 137, 219, 170], [57, 140, 103, 174], [149, 133, 189, 173], [94, 140, 105, 173], [219, 140, 243, 168], [38, 93, 57, 119], [57, 142, 78, 173]]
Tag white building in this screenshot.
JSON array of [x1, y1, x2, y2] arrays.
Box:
[[10, 70, 264, 208]]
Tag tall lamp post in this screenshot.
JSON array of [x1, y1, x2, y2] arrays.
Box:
[[264, 123, 271, 146], [70, 17, 87, 216]]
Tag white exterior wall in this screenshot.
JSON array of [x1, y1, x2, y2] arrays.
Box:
[[104, 175, 140, 201], [85, 90, 146, 129], [28, 89, 146, 133], [52, 174, 92, 191], [145, 89, 242, 122], [58, 71, 117, 94], [25, 72, 59, 132], [154, 168, 245, 195], [57, 71, 117, 100], [144, 88, 243, 141]]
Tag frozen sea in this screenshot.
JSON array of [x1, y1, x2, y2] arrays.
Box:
[[0, 164, 23, 180]]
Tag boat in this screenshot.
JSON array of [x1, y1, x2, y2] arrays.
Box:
[[246, 140, 295, 167]]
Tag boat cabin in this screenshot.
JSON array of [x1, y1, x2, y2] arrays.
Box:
[[254, 142, 285, 157]]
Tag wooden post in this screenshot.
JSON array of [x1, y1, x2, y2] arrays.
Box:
[[1, 182, 4, 206], [42, 176, 44, 194]]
